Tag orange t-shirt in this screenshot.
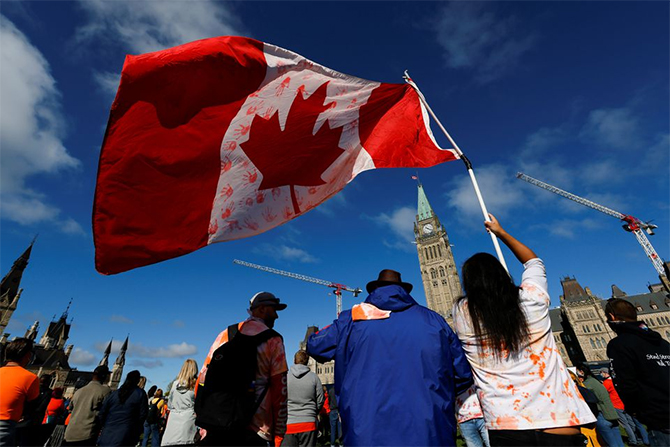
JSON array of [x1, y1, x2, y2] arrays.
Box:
[[0, 365, 40, 421]]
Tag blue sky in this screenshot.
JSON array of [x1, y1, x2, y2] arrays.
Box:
[[1, 1, 668, 389]]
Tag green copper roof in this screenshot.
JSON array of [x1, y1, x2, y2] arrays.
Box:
[[417, 184, 434, 221]]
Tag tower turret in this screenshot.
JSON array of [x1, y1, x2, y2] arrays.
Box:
[[109, 336, 128, 390], [1, 239, 35, 335], [99, 339, 113, 367], [414, 182, 462, 321]]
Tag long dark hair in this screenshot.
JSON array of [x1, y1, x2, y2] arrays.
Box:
[[118, 370, 141, 404], [460, 253, 529, 358]]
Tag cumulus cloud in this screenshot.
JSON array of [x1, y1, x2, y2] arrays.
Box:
[[69, 347, 97, 366], [109, 314, 133, 324], [253, 244, 319, 264], [0, 15, 82, 232], [446, 165, 525, 221], [580, 107, 640, 150], [95, 340, 198, 358], [434, 2, 535, 83], [75, 0, 243, 55], [131, 359, 164, 369]]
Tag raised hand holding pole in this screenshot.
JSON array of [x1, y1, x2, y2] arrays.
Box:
[[404, 71, 509, 272]]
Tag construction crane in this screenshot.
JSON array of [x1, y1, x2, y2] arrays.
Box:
[[233, 259, 363, 316], [516, 172, 666, 280]]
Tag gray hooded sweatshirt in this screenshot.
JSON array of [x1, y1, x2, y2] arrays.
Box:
[[287, 364, 325, 425]]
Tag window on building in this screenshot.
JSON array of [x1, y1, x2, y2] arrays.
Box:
[[437, 245, 442, 257], [433, 281, 438, 287], [590, 339, 596, 349], [439, 267, 445, 277], [430, 268, 436, 279], [658, 317, 663, 326], [593, 324, 598, 332], [666, 331, 670, 340], [601, 337, 606, 347], [665, 316, 670, 325], [424, 248, 429, 260], [441, 279, 447, 286], [595, 339, 602, 348], [636, 305, 643, 312], [651, 302, 658, 310], [565, 334, 572, 342], [576, 311, 583, 320]]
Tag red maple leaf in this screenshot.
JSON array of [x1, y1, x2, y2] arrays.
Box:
[[240, 82, 344, 215]]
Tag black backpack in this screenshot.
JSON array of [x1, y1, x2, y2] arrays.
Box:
[[195, 324, 280, 431], [146, 397, 162, 424]]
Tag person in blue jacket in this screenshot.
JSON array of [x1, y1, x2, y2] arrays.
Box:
[[307, 269, 473, 446]]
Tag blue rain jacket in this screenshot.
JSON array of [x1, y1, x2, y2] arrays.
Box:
[[307, 285, 473, 446]]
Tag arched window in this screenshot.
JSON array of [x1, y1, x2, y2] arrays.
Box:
[[424, 248, 429, 259], [595, 339, 602, 348], [601, 337, 606, 347], [658, 317, 663, 326], [437, 245, 442, 257], [430, 268, 436, 279], [439, 267, 445, 277], [590, 339, 596, 349]]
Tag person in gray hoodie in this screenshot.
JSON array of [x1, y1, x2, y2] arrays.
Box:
[[282, 351, 324, 447]]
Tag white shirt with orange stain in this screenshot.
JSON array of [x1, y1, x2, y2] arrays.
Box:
[[452, 258, 596, 431], [456, 385, 484, 424]]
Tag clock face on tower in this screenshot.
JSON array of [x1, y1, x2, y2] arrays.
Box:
[[422, 223, 434, 235]]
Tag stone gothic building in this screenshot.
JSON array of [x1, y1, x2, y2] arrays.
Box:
[[0, 241, 128, 395], [413, 183, 462, 322], [550, 272, 670, 366]]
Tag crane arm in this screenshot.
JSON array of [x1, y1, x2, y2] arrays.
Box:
[[232, 259, 362, 295], [516, 172, 625, 220]]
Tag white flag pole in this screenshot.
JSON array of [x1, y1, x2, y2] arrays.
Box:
[[403, 71, 509, 272]]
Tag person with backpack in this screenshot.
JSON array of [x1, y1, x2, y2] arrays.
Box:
[[143, 389, 165, 447], [196, 291, 288, 446]]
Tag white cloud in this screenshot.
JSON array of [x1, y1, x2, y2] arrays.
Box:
[[374, 206, 417, 253], [75, 0, 243, 55], [59, 218, 86, 235], [109, 314, 133, 324], [446, 165, 525, 221], [95, 340, 198, 358], [434, 2, 535, 83], [254, 244, 319, 264], [131, 359, 164, 369], [69, 347, 97, 366], [0, 15, 82, 232], [92, 70, 121, 98], [530, 218, 601, 239], [580, 107, 640, 150]]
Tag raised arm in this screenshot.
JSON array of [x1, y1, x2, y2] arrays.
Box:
[[484, 214, 537, 264]]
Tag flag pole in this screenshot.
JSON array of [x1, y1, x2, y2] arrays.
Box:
[[403, 71, 509, 272]]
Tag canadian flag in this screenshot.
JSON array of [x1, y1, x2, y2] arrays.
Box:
[[94, 36, 458, 274]]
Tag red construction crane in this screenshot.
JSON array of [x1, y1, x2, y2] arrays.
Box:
[[516, 172, 667, 282], [233, 259, 362, 316]]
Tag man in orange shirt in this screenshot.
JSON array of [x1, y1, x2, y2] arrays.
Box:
[[600, 368, 649, 446], [0, 338, 40, 446]]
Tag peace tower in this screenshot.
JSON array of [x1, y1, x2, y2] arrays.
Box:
[[414, 183, 462, 322]]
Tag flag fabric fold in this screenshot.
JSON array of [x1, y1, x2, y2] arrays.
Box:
[[94, 36, 458, 274]]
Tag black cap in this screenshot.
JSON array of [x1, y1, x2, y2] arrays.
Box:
[[249, 292, 287, 310]]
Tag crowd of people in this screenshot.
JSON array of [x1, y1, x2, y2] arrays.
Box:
[[1, 215, 669, 447]]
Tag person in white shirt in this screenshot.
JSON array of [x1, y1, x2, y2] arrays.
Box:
[[452, 214, 596, 447]]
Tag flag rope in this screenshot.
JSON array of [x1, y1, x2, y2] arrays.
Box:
[[403, 71, 509, 272]]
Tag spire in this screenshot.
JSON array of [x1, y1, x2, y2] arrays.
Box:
[[560, 276, 588, 302], [1, 238, 36, 302], [61, 298, 73, 320], [99, 339, 113, 367], [611, 284, 627, 298], [417, 184, 435, 221], [115, 335, 128, 366], [24, 321, 39, 341]]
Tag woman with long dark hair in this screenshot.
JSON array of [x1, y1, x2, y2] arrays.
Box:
[[97, 370, 148, 446], [452, 215, 596, 446]]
